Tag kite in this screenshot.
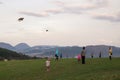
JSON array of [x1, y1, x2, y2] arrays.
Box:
[[46, 30, 48, 32], [18, 17, 24, 22]]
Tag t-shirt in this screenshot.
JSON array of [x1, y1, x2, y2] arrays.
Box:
[[81, 50, 86, 56], [46, 60, 50, 67], [109, 49, 112, 56]]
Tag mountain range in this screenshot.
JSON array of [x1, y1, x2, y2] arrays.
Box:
[[0, 42, 15, 51], [0, 42, 120, 58]]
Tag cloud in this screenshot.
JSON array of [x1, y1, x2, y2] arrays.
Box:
[[19, 9, 64, 17], [45, 8, 64, 14], [52, 0, 108, 14], [99, 39, 113, 44], [53, 1, 65, 6], [88, 0, 108, 7], [0, 2, 3, 4], [93, 13, 120, 22], [19, 0, 108, 17], [63, 4, 98, 14], [20, 11, 49, 17]]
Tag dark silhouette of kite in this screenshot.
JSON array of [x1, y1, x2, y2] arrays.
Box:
[[18, 17, 24, 22]]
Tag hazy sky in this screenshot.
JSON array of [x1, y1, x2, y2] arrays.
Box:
[[0, 0, 120, 47]]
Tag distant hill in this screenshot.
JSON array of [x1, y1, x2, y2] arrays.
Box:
[[0, 42, 15, 51], [15, 43, 31, 52], [36, 45, 120, 58], [37, 46, 82, 58], [0, 47, 30, 60], [86, 45, 120, 58], [23, 45, 57, 54]]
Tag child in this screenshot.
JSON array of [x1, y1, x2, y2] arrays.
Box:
[[77, 54, 81, 62], [46, 58, 51, 71]]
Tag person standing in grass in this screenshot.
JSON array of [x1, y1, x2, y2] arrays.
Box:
[[46, 57, 51, 71], [60, 53, 62, 59], [55, 48, 59, 61], [91, 53, 94, 58], [99, 51, 102, 58], [108, 47, 112, 60], [81, 47, 86, 64]]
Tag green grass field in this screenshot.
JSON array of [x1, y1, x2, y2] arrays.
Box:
[[0, 58, 120, 80]]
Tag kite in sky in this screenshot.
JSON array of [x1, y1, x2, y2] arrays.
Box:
[[18, 17, 24, 22], [46, 30, 48, 32]]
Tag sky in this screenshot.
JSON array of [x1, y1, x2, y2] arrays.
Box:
[[0, 0, 120, 47]]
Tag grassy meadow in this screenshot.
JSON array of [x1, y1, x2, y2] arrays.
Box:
[[0, 58, 120, 80]]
